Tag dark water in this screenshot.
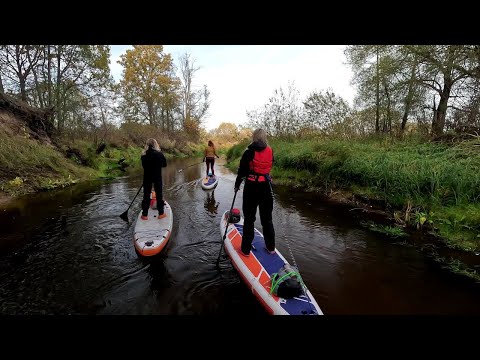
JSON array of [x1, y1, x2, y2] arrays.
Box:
[[1, 158, 480, 315]]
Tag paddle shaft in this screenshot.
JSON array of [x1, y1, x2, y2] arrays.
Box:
[[120, 184, 143, 219], [178, 161, 203, 172]]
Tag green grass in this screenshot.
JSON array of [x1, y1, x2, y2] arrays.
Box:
[[435, 257, 480, 282], [360, 221, 408, 238], [226, 136, 480, 252], [0, 127, 95, 195], [429, 203, 480, 252]]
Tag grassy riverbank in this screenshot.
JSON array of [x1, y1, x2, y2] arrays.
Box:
[[226, 136, 480, 254], [0, 122, 205, 200]]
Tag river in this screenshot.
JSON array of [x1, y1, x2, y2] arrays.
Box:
[[1, 158, 479, 314]]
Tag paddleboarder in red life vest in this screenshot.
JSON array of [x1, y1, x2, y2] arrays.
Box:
[[140, 138, 167, 220], [234, 128, 275, 257]]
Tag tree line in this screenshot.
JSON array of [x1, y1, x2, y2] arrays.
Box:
[[247, 45, 480, 139], [0, 45, 210, 142]]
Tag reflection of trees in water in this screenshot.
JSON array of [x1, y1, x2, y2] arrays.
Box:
[[204, 190, 219, 214]]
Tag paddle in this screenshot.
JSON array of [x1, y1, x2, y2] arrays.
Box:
[[215, 188, 239, 269], [119, 184, 143, 221], [178, 161, 203, 172]]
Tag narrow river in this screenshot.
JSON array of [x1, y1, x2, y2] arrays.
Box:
[[1, 158, 479, 314]]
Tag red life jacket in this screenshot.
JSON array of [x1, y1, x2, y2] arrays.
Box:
[[247, 146, 273, 182]]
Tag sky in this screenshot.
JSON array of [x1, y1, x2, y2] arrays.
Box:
[[109, 45, 356, 131]]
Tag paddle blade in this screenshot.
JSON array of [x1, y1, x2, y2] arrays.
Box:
[[119, 211, 129, 221]]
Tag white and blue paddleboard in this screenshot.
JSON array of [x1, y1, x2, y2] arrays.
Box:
[[220, 210, 323, 315], [201, 175, 219, 190], [133, 200, 173, 257]]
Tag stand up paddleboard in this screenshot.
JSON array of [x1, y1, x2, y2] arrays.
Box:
[[134, 193, 173, 256], [220, 209, 323, 315], [201, 175, 218, 190]]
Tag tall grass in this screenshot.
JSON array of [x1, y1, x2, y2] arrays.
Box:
[[226, 136, 480, 251]]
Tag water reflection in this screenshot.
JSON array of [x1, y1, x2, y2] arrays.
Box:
[[204, 190, 219, 215]]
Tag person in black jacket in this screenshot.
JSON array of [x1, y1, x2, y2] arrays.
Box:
[[234, 129, 275, 257], [141, 138, 167, 220]]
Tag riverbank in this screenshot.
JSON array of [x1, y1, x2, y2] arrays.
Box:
[[226, 136, 480, 279], [0, 122, 204, 203], [0, 139, 204, 203]]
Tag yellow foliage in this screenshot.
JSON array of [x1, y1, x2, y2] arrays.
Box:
[[118, 45, 179, 111], [8, 177, 24, 186]]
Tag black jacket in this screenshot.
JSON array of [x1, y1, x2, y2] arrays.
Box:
[[141, 148, 167, 182], [234, 141, 274, 189]]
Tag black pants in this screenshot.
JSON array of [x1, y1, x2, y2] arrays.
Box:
[[241, 180, 275, 254], [206, 157, 215, 176], [142, 180, 164, 216]]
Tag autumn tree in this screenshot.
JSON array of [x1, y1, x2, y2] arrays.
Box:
[[209, 122, 240, 143], [118, 45, 178, 128]]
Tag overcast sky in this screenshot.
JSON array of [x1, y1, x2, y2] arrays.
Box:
[[109, 45, 356, 131]]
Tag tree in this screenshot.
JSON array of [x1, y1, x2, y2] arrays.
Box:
[[408, 45, 474, 137], [345, 45, 384, 133], [346, 45, 429, 136], [0, 45, 42, 102], [118, 45, 177, 127], [0, 45, 112, 134], [52, 45, 111, 131], [246, 81, 304, 137], [209, 122, 240, 143], [178, 53, 211, 139], [303, 89, 352, 134]]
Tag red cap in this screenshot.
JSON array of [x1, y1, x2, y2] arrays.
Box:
[[232, 208, 240, 216]]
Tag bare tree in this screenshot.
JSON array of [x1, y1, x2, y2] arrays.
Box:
[[178, 53, 211, 138], [0, 45, 42, 102]]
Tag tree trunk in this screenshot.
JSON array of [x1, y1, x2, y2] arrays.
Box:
[[14, 46, 28, 102], [384, 82, 391, 133], [0, 72, 4, 93], [432, 76, 453, 137], [28, 50, 44, 108], [47, 45, 52, 107], [161, 108, 165, 131], [62, 90, 67, 129], [401, 58, 418, 132], [146, 99, 155, 126], [166, 109, 170, 133], [18, 75, 27, 102], [375, 46, 380, 133], [56, 45, 63, 131]]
